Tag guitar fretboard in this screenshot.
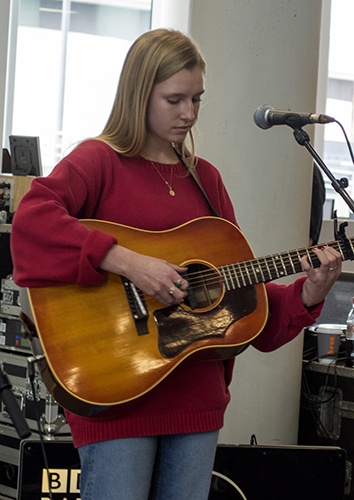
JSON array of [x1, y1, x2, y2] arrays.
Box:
[[219, 238, 352, 291]]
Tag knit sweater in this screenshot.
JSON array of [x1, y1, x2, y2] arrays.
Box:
[[11, 140, 323, 448]]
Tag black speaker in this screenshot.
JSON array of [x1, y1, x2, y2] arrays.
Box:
[[0, 226, 12, 280], [210, 444, 346, 500], [18, 440, 80, 500]]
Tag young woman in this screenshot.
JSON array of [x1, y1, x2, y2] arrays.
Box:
[[11, 29, 341, 500]]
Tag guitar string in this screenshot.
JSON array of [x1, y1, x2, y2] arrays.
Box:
[[184, 241, 339, 290], [135, 246, 346, 305], [135, 239, 347, 308], [179, 239, 345, 288]]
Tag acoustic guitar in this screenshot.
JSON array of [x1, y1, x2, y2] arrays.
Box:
[[21, 216, 350, 417]]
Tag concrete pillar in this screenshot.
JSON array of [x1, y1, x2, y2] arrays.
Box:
[[187, 0, 323, 445]]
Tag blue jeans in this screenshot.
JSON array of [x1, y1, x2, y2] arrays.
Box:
[[78, 431, 219, 500]]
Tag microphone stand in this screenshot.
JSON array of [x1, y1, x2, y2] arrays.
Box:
[[292, 127, 354, 260], [292, 127, 354, 214], [292, 126, 354, 369]]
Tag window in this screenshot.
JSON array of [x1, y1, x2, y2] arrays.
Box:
[[6, 0, 151, 175], [323, 0, 354, 218]]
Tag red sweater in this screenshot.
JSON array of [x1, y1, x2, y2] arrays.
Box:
[[11, 140, 323, 447]]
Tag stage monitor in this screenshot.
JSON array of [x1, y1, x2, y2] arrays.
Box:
[[18, 439, 80, 500], [9, 135, 43, 177], [210, 444, 346, 499]]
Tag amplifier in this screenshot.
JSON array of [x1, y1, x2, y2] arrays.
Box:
[[210, 444, 346, 499], [0, 350, 70, 435]]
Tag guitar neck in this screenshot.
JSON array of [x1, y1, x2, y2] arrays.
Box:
[[220, 237, 354, 290]]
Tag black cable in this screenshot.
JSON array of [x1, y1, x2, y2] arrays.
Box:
[[29, 371, 54, 500], [302, 346, 317, 358], [302, 360, 338, 405], [334, 119, 354, 165], [301, 361, 340, 446]]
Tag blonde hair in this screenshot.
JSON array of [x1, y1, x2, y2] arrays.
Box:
[[96, 29, 205, 168]]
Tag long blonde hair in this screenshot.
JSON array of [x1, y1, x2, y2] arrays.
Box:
[[96, 29, 205, 168]]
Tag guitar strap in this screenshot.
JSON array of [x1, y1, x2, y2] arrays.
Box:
[[173, 150, 254, 360], [173, 148, 221, 218]]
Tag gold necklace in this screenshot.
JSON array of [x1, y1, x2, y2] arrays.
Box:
[[150, 161, 175, 196]]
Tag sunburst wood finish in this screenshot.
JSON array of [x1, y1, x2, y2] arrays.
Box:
[[23, 216, 351, 416]]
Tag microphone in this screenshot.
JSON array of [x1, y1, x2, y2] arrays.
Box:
[[254, 104, 335, 130]]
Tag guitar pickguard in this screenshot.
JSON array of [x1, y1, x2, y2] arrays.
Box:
[[155, 286, 258, 358]]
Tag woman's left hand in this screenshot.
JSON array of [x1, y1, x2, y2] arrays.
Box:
[[300, 245, 342, 308]]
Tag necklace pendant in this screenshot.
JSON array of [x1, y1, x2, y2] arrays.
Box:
[[169, 189, 175, 196]]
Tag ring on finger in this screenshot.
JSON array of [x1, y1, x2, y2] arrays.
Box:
[[169, 285, 177, 296], [329, 266, 338, 271], [174, 278, 184, 289]]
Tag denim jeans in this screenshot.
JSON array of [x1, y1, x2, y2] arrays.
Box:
[[78, 431, 219, 500]]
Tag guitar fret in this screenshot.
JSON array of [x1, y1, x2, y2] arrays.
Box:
[[271, 256, 280, 278], [227, 266, 235, 289], [263, 257, 272, 280], [238, 263, 247, 287], [220, 267, 230, 291], [337, 241, 345, 260], [264, 256, 275, 280], [250, 261, 260, 283], [243, 262, 252, 285], [232, 264, 242, 288], [296, 250, 304, 271], [278, 254, 287, 276], [255, 260, 265, 281], [305, 248, 314, 267], [287, 252, 296, 274]]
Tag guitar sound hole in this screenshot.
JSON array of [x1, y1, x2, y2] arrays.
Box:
[[183, 262, 222, 311]]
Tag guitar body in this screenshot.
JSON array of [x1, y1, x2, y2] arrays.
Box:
[[26, 217, 268, 416]]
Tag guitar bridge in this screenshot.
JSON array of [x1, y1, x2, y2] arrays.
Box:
[[121, 277, 149, 336]]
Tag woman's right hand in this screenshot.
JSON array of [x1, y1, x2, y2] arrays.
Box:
[[99, 244, 188, 306]]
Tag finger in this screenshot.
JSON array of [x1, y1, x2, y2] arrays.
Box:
[[168, 285, 178, 297], [301, 251, 331, 279], [325, 247, 342, 271], [170, 263, 188, 273], [167, 283, 187, 304], [173, 276, 189, 290], [300, 254, 312, 272], [314, 246, 341, 271]]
